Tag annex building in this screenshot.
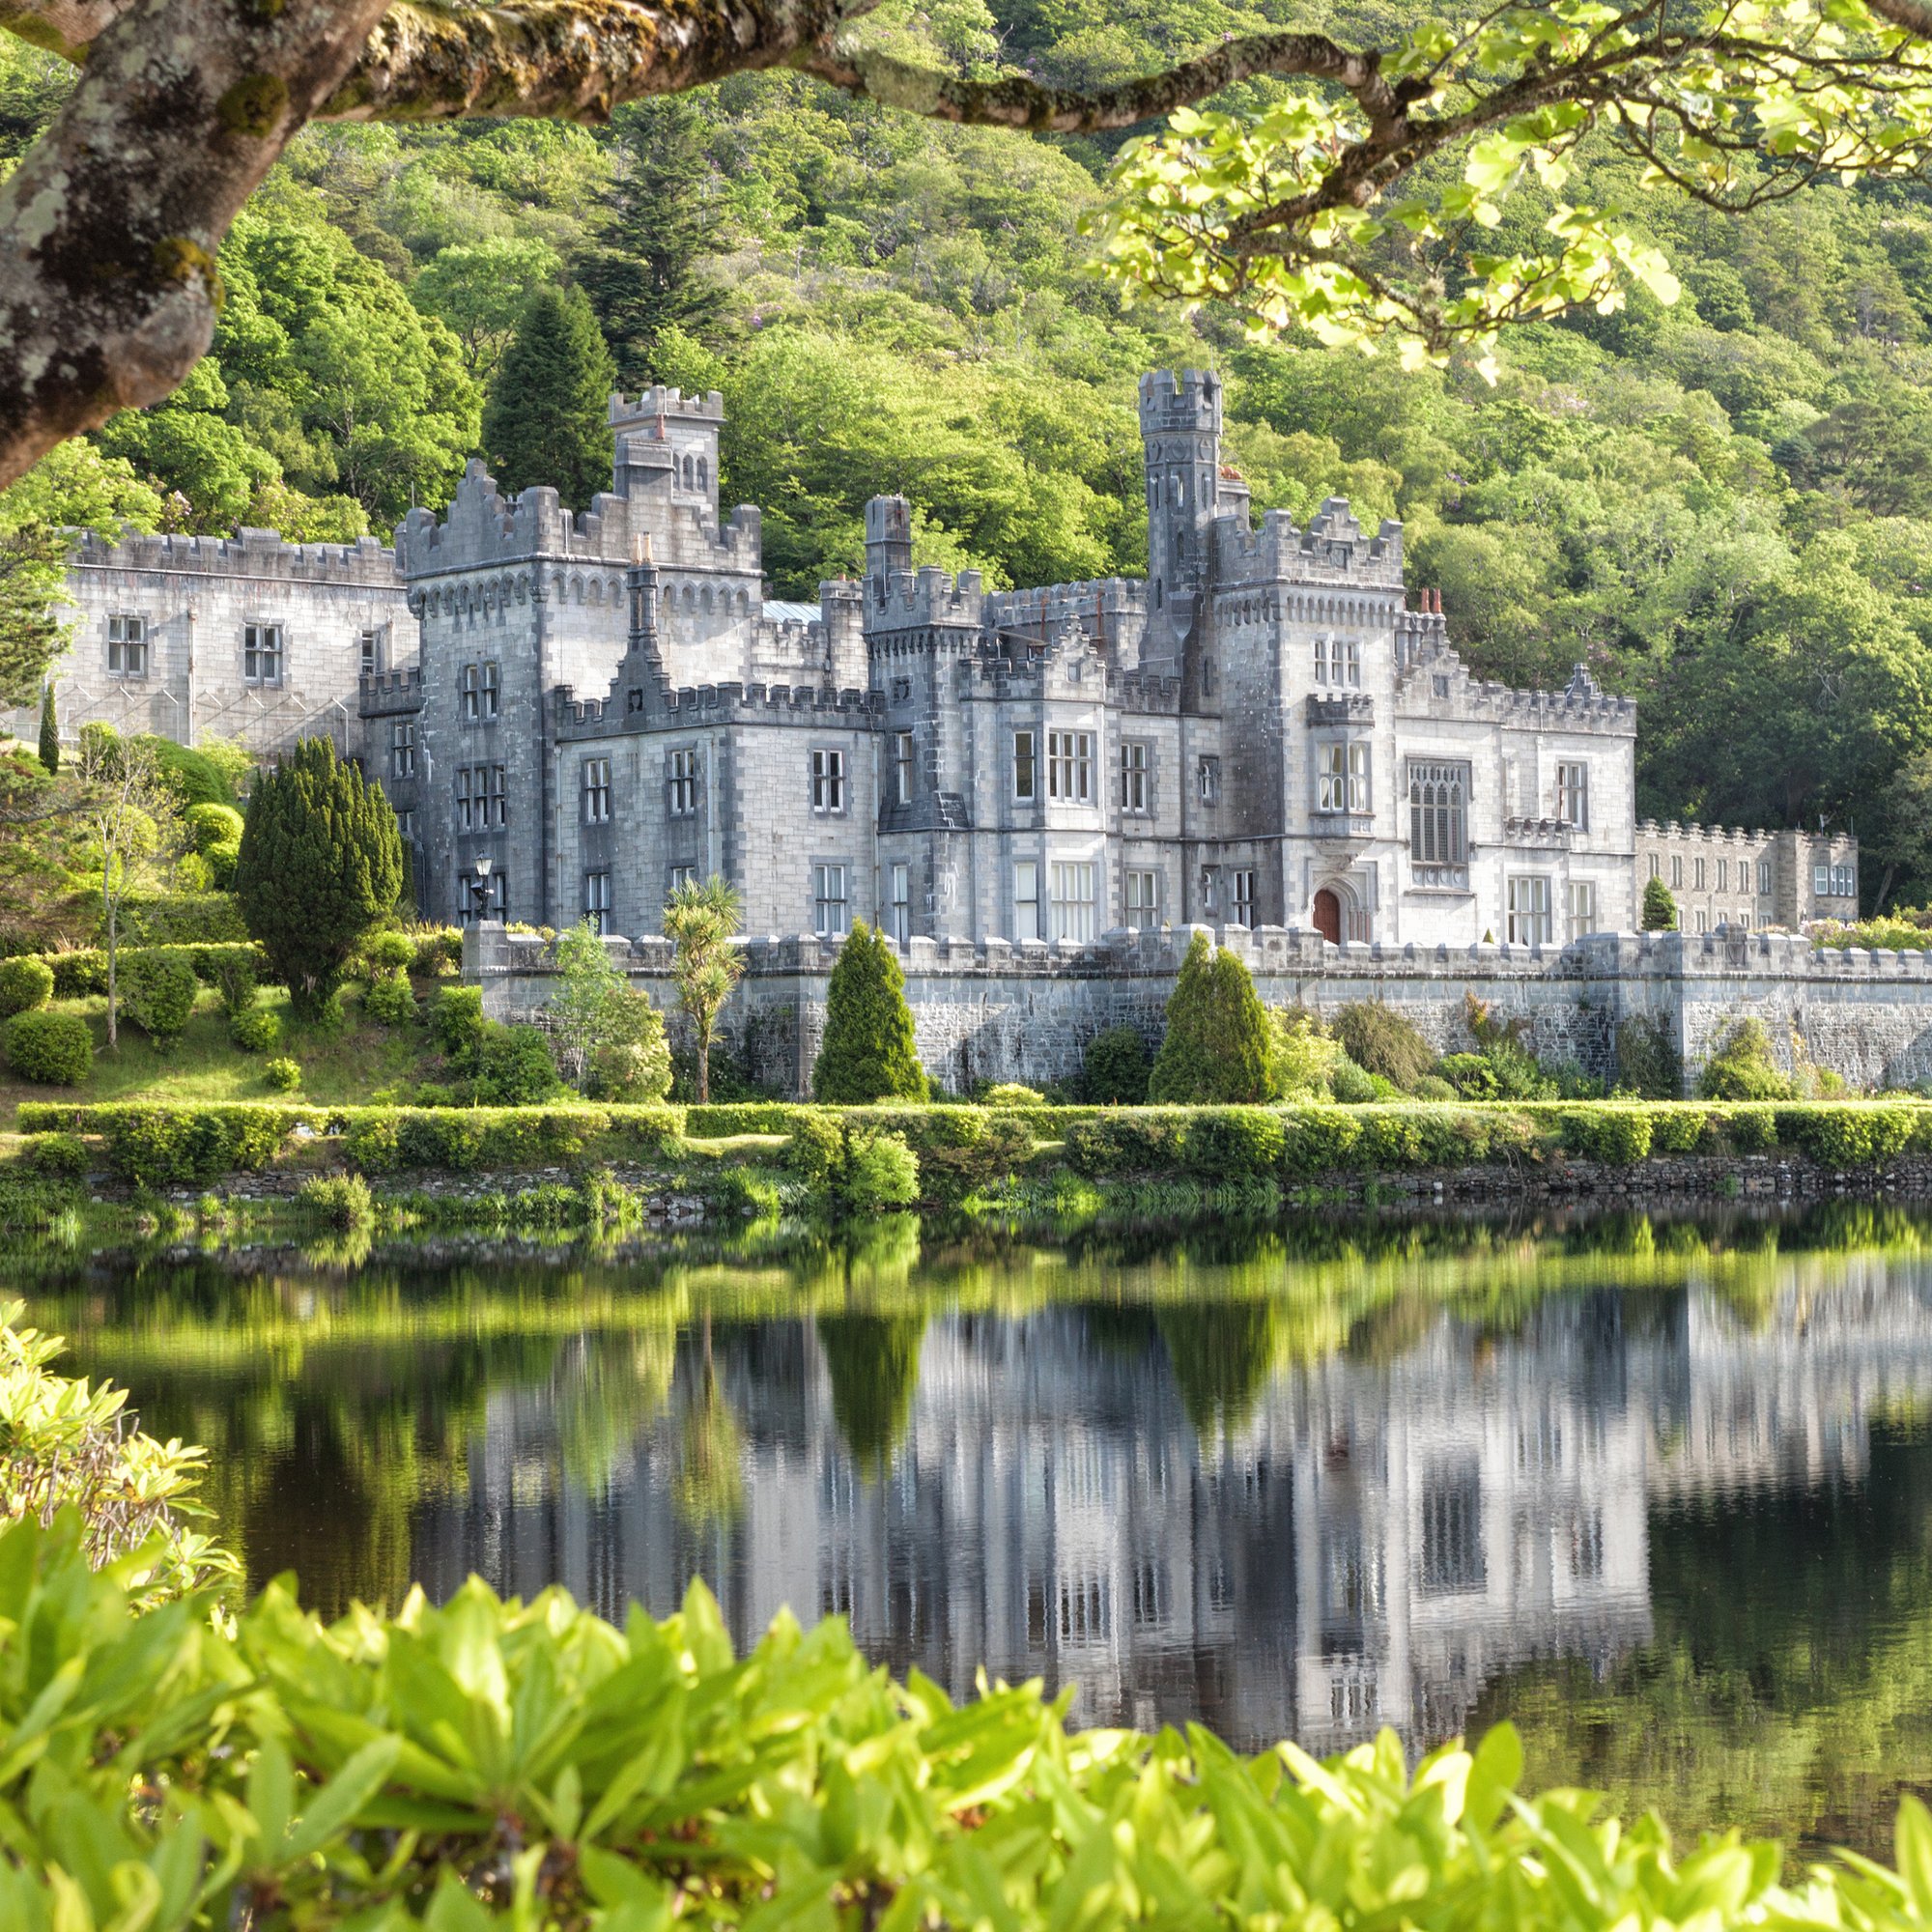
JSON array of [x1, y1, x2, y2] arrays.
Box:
[[27, 369, 1859, 950]]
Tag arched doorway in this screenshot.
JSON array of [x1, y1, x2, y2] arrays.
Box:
[[1312, 889, 1341, 945]]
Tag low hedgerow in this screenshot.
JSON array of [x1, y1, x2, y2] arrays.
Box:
[[1184, 1108, 1287, 1178], [40, 940, 264, 1000], [1065, 1110, 1190, 1178]]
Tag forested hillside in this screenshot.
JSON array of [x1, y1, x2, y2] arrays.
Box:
[[7, 1, 1932, 905]]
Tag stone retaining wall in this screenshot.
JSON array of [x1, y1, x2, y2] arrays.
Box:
[[468, 923, 1932, 1096]]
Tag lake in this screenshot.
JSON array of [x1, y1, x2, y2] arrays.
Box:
[[20, 1204, 1932, 1857]]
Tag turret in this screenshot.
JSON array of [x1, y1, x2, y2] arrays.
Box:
[[1139, 369, 1223, 614], [866, 495, 913, 608], [626, 531, 662, 659]]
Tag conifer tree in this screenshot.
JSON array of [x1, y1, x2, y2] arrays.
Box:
[[479, 286, 617, 507], [1149, 932, 1275, 1103], [576, 99, 721, 388], [233, 736, 403, 1021], [812, 921, 925, 1103], [1641, 876, 1680, 931], [36, 682, 56, 774]]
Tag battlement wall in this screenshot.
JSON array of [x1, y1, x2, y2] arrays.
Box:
[[471, 923, 1932, 1095], [73, 527, 400, 587], [555, 678, 882, 734]]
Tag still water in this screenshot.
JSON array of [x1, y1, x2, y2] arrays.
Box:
[[21, 1207, 1932, 1854]]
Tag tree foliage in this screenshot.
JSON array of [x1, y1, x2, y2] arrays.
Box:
[[813, 921, 925, 1103], [663, 874, 744, 1106], [480, 284, 618, 507], [233, 735, 404, 1021], [1642, 877, 1680, 932], [1149, 933, 1274, 1104]]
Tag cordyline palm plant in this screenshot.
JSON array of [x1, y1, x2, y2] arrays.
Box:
[[0, 1299, 236, 1608], [663, 873, 744, 1104]]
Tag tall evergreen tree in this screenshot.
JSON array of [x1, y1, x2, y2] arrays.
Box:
[[576, 99, 720, 388], [479, 286, 616, 507], [36, 682, 56, 774], [812, 922, 924, 1103], [1149, 932, 1274, 1103], [1641, 876, 1680, 931], [233, 736, 403, 1021]]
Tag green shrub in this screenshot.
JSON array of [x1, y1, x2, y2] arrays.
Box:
[[813, 922, 925, 1102], [264, 1056, 302, 1093], [838, 1129, 920, 1208], [689, 1101, 816, 1136], [431, 983, 486, 1061], [1559, 1106, 1655, 1165], [1065, 1112, 1187, 1177], [1435, 1051, 1500, 1099], [42, 939, 265, 1001], [116, 890, 250, 947], [1150, 933, 1274, 1103], [296, 1172, 375, 1229], [0, 954, 53, 1018], [981, 1081, 1044, 1107], [362, 971, 418, 1026], [1268, 1009, 1345, 1097], [783, 1112, 845, 1185], [121, 949, 199, 1046], [854, 1105, 1030, 1201], [1725, 1105, 1777, 1151], [1697, 1019, 1795, 1100], [1082, 1026, 1150, 1104], [1280, 1106, 1365, 1177], [1641, 873, 1679, 930], [1332, 1002, 1436, 1089], [185, 801, 244, 853], [474, 1021, 565, 1104], [1328, 1056, 1377, 1103], [1184, 1108, 1287, 1178], [21, 1131, 88, 1179], [344, 1113, 400, 1174], [204, 838, 241, 889], [1615, 1013, 1682, 1098], [360, 928, 417, 978], [3, 1009, 93, 1086], [229, 1003, 281, 1052], [1781, 1103, 1918, 1167], [1410, 1072, 1459, 1100], [412, 923, 465, 976], [1648, 1106, 1709, 1153]]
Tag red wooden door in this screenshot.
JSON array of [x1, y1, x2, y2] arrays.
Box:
[[1313, 889, 1341, 944]]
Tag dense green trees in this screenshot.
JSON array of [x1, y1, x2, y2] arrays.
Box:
[[813, 923, 925, 1103], [481, 286, 617, 506], [233, 737, 404, 1021]]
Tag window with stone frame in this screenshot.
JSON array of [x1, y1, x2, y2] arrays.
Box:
[[106, 613, 148, 677], [1671, 854, 1683, 888], [1566, 878, 1597, 940], [390, 719, 416, 779], [1717, 859, 1727, 893], [242, 621, 283, 686], [1013, 860, 1040, 941], [1232, 868, 1256, 927], [1318, 741, 1370, 813], [894, 729, 914, 805], [1648, 853, 1661, 880], [1694, 857, 1706, 890], [810, 747, 846, 813], [1555, 760, 1588, 829], [461, 662, 480, 722], [1046, 730, 1094, 803], [668, 746, 699, 814], [1049, 861, 1096, 942], [668, 864, 696, 894], [456, 763, 506, 830], [1013, 729, 1037, 802], [1758, 859, 1772, 895], [583, 870, 611, 935], [1119, 740, 1151, 814], [1316, 636, 1361, 687], [582, 756, 612, 825], [397, 808, 417, 846], [1406, 760, 1467, 874], [889, 862, 911, 945], [1198, 755, 1220, 804], [359, 628, 382, 678], [1506, 874, 1552, 945], [1124, 868, 1159, 929], [480, 660, 500, 720], [457, 867, 507, 924], [812, 862, 849, 936]]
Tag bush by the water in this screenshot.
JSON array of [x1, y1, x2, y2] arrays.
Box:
[[4, 1485, 1932, 1932], [3, 1009, 93, 1086], [1698, 1018, 1796, 1100], [1332, 1001, 1436, 1090], [1149, 933, 1274, 1103], [1082, 1025, 1150, 1104], [812, 921, 925, 1102], [0, 953, 53, 1018], [264, 1055, 301, 1092]]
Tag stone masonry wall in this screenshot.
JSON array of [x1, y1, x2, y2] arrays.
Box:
[[469, 923, 1932, 1098]]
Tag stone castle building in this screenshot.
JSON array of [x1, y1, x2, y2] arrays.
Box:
[[26, 369, 1859, 950]]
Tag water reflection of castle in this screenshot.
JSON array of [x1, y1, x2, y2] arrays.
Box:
[[409, 1269, 1932, 1753]]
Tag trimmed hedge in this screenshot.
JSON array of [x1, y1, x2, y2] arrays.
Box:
[[3, 1009, 93, 1086], [0, 954, 53, 1018], [39, 940, 265, 1000]]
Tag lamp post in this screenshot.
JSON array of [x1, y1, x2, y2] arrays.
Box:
[[469, 853, 496, 923]]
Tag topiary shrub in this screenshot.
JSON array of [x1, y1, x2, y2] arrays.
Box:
[[1559, 1106, 1655, 1165], [4, 1009, 93, 1086], [121, 950, 199, 1048], [1082, 1026, 1150, 1105], [1641, 874, 1680, 930], [263, 1056, 301, 1093], [363, 972, 419, 1027], [1332, 1003, 1435, 1090], [229, 1005, 281, 1053], [1697, 1019, 1796, 1100], [1725, 1105, 1777, 1152], [1149, 934, 1273, 1103], [1648, 1106, 1709, 1153], [185, 801, 244, 854], [813, 923, 925, 1103], [0, 954, 54, 1019]]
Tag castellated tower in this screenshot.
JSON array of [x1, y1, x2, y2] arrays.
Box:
[[1139, 369, 1223, 669], [866, 495, 914, 607]]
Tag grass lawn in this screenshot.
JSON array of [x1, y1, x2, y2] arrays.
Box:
[[0, 981, 444, 1119]]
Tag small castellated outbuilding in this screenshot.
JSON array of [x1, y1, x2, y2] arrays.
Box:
[[26, 369, 1859, 947]]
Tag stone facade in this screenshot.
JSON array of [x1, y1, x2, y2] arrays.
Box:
[[1634, 819, 1860, 931], [22, 529, 412, 755], [470, 920, 1932, 1096]]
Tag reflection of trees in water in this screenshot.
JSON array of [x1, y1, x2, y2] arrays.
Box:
[[674, 1318, 744, 1529], [1156, 1302, 1279, 1438], [816, 1313, 925, 1473], [1471, 1410, 1932, 1859]]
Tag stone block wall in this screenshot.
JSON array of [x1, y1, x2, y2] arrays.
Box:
[[468, 923, 1932, 1097]]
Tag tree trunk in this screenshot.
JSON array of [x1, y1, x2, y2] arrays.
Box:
[[102, 867, 117, 1051], [696, 1013, 712, 1103]]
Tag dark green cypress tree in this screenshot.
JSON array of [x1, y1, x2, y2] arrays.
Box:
[[1148, 931, 1274, 1103], [233, 736, 404, 1020], [812, 922, 925, 1102], [36, 682, 56, 773], [1641, 875, 1680, 931], [576, 98, 721, 388], [479, 286, 617, 507]]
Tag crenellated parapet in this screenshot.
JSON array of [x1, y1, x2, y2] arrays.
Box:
[[867, 564, 989, 640], [357, 666, 424, 718], [1398, 644, 1636, 735], [74, 527, 399, 585], [555, 674, 883, 738], [1211, 499, 1407, 593]]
